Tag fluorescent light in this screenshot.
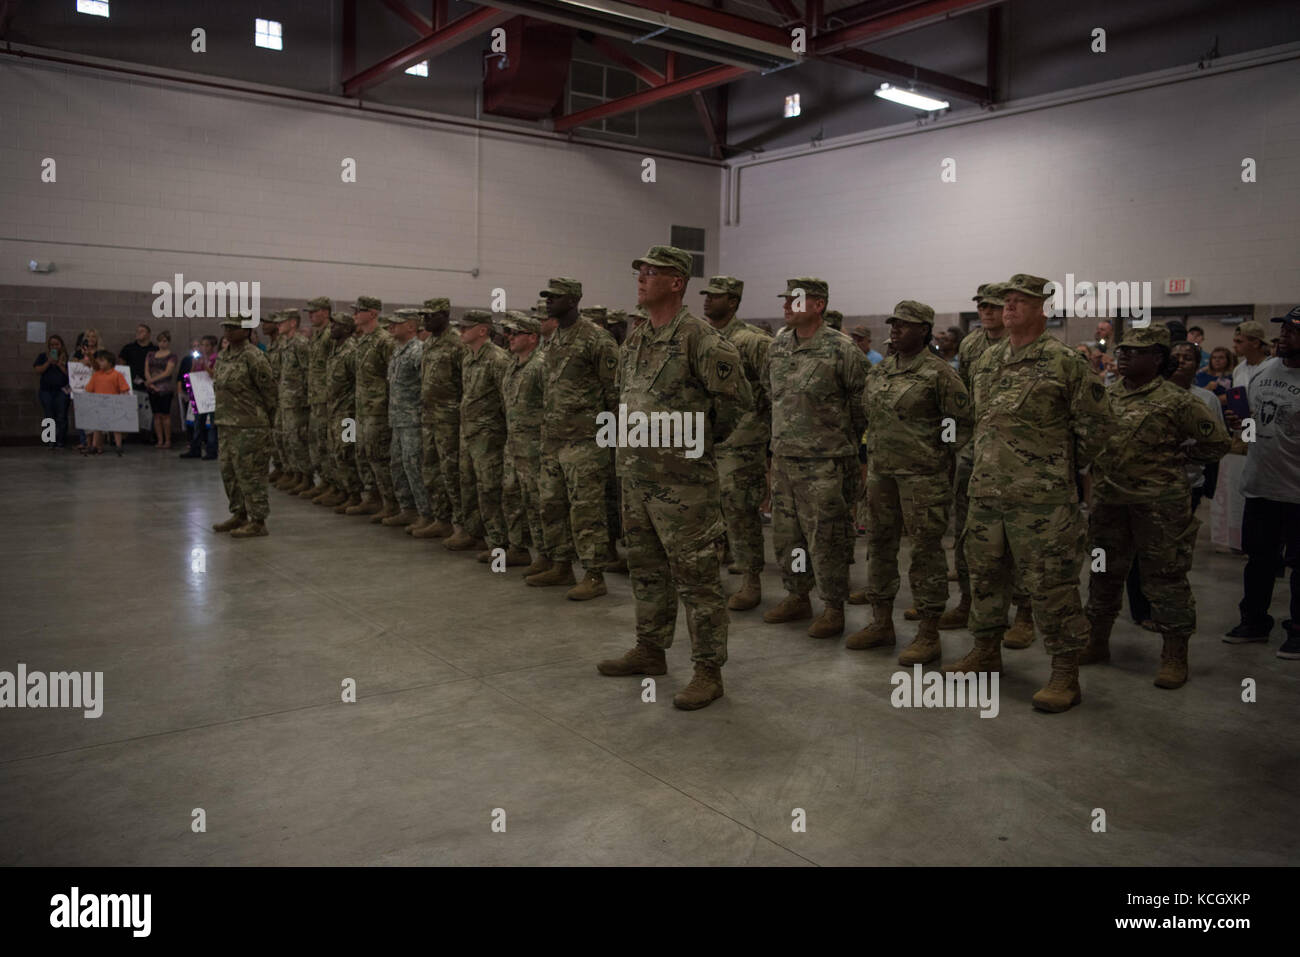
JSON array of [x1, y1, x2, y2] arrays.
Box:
[[874, 83, 948, 112], [405, 60, 428, 77], [784, 93, 800, 118], [77, 0, 110, 16]]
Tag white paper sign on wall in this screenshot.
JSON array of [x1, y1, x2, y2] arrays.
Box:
[[27, 321, 47, 343]]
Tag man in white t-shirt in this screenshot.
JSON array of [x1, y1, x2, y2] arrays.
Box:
[[1231, 319, 1272, 390], [1224, 308, 1300, 659]]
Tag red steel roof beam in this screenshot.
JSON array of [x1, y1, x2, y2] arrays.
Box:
[[813, 0, 1001, 56], [343, 7, 514, 95], [378, 0, 434, 35], [553, 63, 746, 131]]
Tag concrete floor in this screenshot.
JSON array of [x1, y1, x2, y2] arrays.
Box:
[[1, 446, 1296, 866]]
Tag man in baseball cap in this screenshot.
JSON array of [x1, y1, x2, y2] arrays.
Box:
[[1233, 319, 1272, 390]]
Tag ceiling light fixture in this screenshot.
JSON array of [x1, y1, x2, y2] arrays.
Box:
[[874, 82, 949, 112]]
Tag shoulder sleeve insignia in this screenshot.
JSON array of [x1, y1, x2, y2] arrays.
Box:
[[716, 360, 733, 381], [1090, 382, 1105, 402], [1197, 419, 1214, 437], [954, 392, 968, 407]]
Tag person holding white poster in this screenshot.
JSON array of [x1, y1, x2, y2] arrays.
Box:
[[82, 351, 132, 455]]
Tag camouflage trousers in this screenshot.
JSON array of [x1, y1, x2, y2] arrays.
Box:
[[219, 426, 271, 523], [460, 429, 506, 548], [771, 455, 856, 604], [268, 411, 283, 472], [422, 414, 466, 527], [953, 449, 1028, 604], [964, 498, 1089, 655], [390, 425, 430, 515], [540, 439, 613, 570], [328, 411, 361, 494], [717, 443, 768, 574], [277, 406, 310, 475], [505, 451, 544, 553], [308, 404, 328, 477], [865, 469, 951, 616], [1086, 498, 1199, 636], [622, 476, 729, 666], [356, 416, 394, 501]]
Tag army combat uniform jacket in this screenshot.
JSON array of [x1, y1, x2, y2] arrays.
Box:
[[864, 350, 972, 475], [769, 323, 868, 459]]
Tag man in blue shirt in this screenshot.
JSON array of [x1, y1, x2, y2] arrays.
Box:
[[850, 325, 883, 365]]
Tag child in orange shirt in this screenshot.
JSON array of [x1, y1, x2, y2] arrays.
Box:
[[83, 350, 130, 456]]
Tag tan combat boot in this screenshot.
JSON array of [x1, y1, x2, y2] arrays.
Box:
[[298, 477, 321, 497], [673, 662, 724, 711], [903, 607, 921, 621], [1003, 603, 1036, 649], [289, 474, 312, 494], [899, 616, 942, 666], [763, 592, 812, 624], [316, 488, 344, 507], [944, 636, 1002, 674], [808, 604, 845, 639], [1032, 652, 1082, 712], [334, 492, 362, 514], [938, 594, 971, 630], [846, 602, 895, 650], [370, 498, 399, 523], [522, 556, 551, 577], [847, 588, 868, 605], [230, 520, 268, 538], [728, 572, 762, 611], [345, 491, 379, 515], [527, 562, 576, 587], [405, 516, 432, 536], [443, 530, 484, 551], [413, 519, 453, 539], [382, 508, 419, 527], [505, 548, 532, 567], [567, 571, 607, 601], [596, 639, 667, 676], [212, 513, 247, 533], [276, 472, 299, 491], [1079, 618, 1113, 665], [1154, 634, 1189, 689]]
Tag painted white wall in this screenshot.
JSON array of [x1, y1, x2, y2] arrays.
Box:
[[0, 58, 720, 312], [721, 57, 1300, 316]]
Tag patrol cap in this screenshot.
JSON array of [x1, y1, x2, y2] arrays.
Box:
[[392, 308, 425, 323], [330, 310, 356, 330], [849, 325, 871, 340], [632, 245, 693, 278], [1235, 319, 1268, 342], [1003, 274, 1051, 299], [1118, 324, 1170, 349], [606, 309, 629, 325], [422, 297, 451, 313], [540, 278, 582, 299], [305, 296, 332, 311], [219, 316, 255, 328], [531, 298, 549, 318], [973, 282, 1007, 306], [580, 305, 608, 323], [452, 309, 495, 328], [777, 277, 829, 300], [502, 310, 540, 334], [824, 309, 843, 330], [700, 276, 744, 298], [272, 309, 300, 323], [352, 295, 382, 312], [887, 300, 935, 326]]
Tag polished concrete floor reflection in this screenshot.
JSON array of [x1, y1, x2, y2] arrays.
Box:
[[1, 446, 1296, 866]]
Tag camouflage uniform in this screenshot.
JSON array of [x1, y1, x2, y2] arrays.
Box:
[[953, 283, 1027, 607], [264, 328, 285, 471], [419, 307, 468, 527], [501, 313, 546, 555], [214, 329, 277, 522], [1086, 327, 1230, 639], [325, 329, 361, 496], [354, 323, 397, 503], [386, 313, 430, 517], [768, 279, 868, 605], [863, 302, 972, 616], [457, 311, 512, 548], [276, 321, 311, 476], [707, 286, 771, 575], [538, 282, 620, 571], [618, 294, 751, 666], [306, 299, 334, 481], [964, 280, 1113, 656]]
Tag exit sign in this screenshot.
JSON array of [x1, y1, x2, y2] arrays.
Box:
[[1166, 277, 1191, 295]]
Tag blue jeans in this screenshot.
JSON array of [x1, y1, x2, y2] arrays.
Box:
[[188, 413, 218, 457], [38, 389, 70, 446]]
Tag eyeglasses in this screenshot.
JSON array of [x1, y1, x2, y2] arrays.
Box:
[[636, 267, 665, 279]]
